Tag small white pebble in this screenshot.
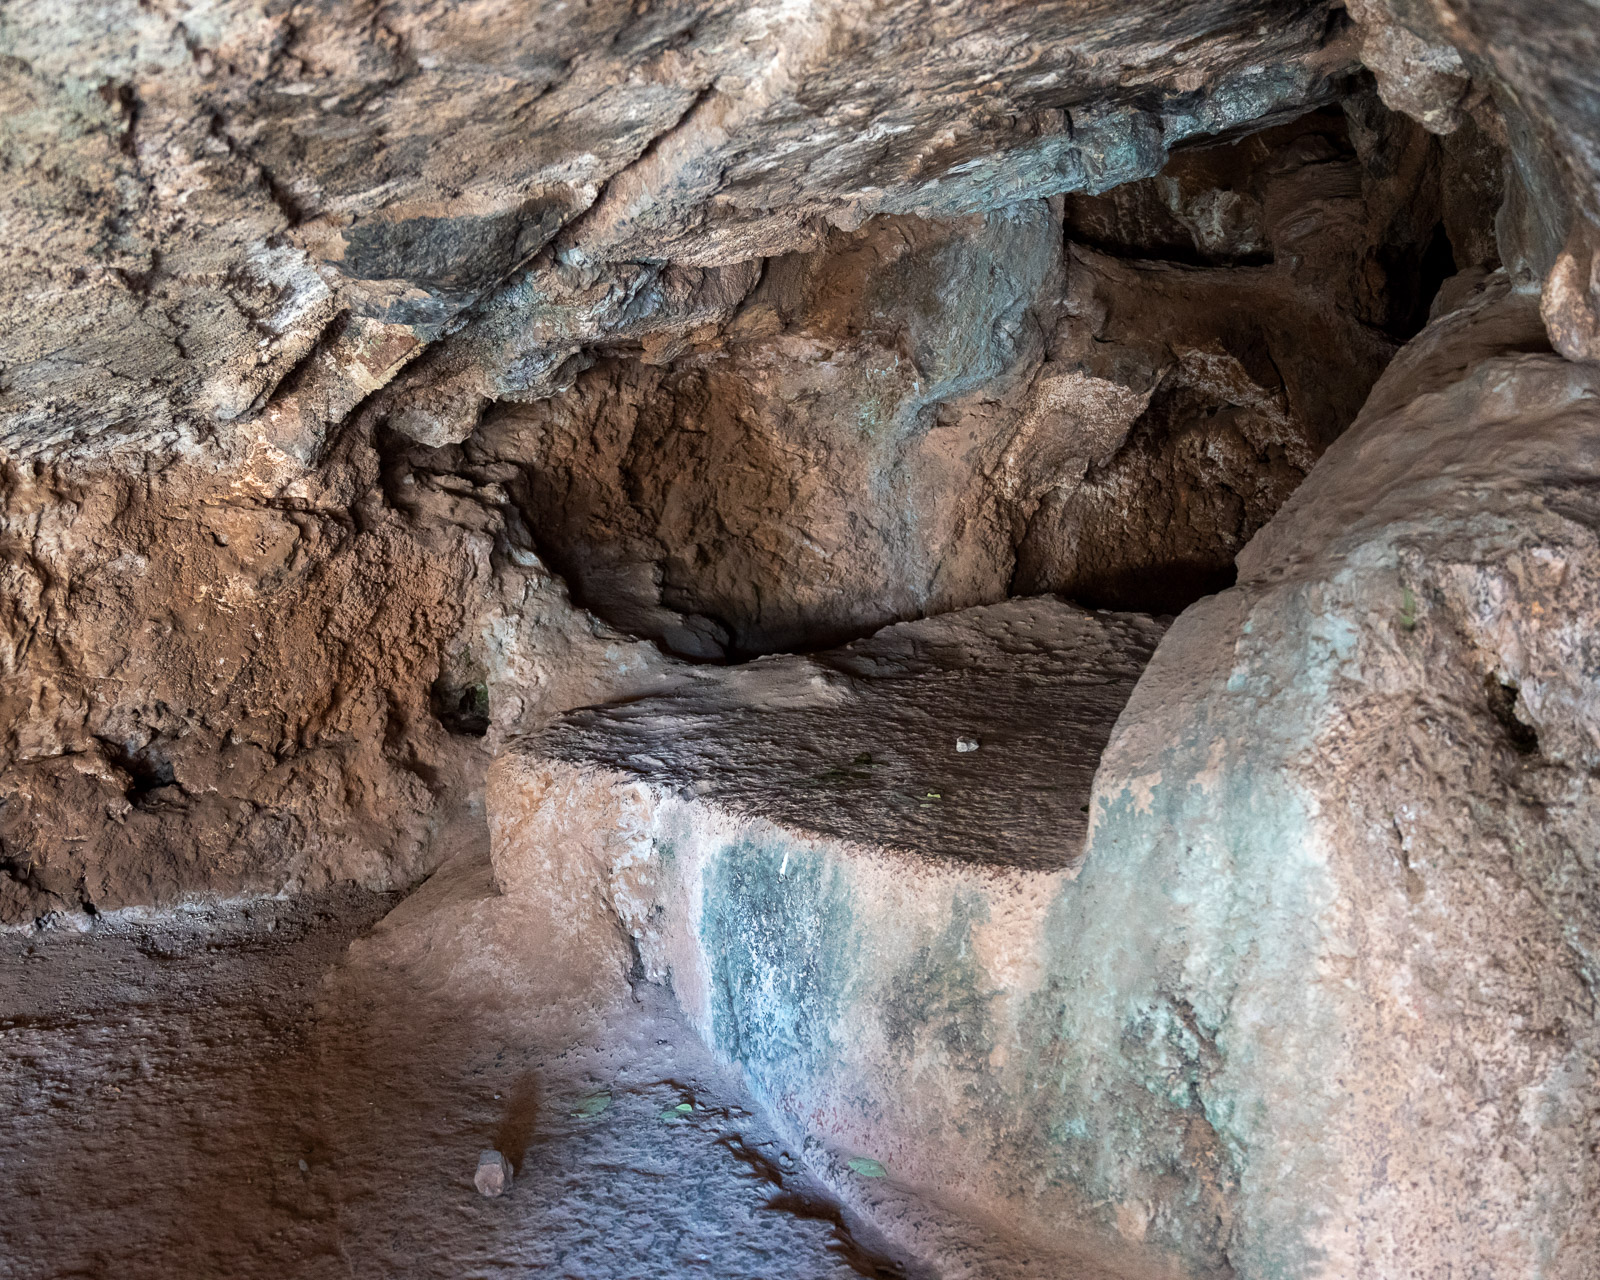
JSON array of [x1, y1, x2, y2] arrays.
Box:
[[955, 737, 980, 753], [475, 1149, 513, 1198]]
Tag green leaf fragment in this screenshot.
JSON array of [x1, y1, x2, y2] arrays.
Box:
[[573, 1093, 612, 1118], [847, 1157, 888, 1178], [658, 1103, 694, 1121], [1400, 586, 1418, 631]]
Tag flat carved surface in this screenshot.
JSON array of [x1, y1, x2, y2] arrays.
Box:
[[538, 597, 1167, 870]]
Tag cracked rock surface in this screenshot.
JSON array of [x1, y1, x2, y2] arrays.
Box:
[[4, 2, 1600, 1277], [2, 0, 1360, 456], [532, 596, 1166, 867]]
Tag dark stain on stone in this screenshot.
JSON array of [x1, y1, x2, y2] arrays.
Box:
[[702, 840, 856, 1090], [719, 1134, 909, 1279], [881, 894, 995, 1076], [335, 197, 573, 325], [1485, 674, 1540, 755]]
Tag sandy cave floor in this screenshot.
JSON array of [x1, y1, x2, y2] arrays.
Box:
[[0, 835, 912, 1280]]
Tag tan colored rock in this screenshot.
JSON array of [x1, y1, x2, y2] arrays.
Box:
[[1050, 274, 1600, 1274], [486, 597, 1168, 1273], [1, 73, 1498, 915], [474, 1149, 513, 1198], [1347, 0, 1600, 356], [1347, 0, 1472, 134], [0, 440, 483, 921], [1542, 220, 1600, 364], [438, 103, 1466, 657]]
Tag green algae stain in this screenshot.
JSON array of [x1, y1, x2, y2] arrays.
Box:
[[1012, 749, 1343, 1278], [1399, 585, 1418, 631], [572, 1093, 611, 1119], [881, 892, 996, 1076], [700, 838, 858, 1098]]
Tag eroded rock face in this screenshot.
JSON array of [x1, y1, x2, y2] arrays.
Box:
[[0, 0, 1592, 1110], [0, 443, 479, 921], [396, 102, 1476, 656], [485, 598, 1169, 1273], [1, 0, 1401, 920], [520, 596, 1166, 868], [487, 278, 1600, 1278], [0, 0, 1551, 920], [4, 3, 1600, 1276], [0, 415, 703, 923], [1344, 0, 1600, 360], [1, 0, 1359, 458], [1045, 277, 1600, 1275]]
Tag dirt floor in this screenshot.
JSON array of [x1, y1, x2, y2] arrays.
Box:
[[0, 831, 912, 1280]]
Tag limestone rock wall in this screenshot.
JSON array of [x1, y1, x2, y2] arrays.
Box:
[[0, 0, 1589, 952], [0, 0, 1382, 919], [0, 439, 479, 921], [484, 275, 1600, 1280], [0, 416, 697, 923], [4, 3, 1599, 1274]]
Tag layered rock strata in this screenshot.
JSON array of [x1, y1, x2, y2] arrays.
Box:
[[3, 0, 1362, 457]]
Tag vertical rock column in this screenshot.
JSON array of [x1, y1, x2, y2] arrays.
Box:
[[1034, 277, 1600, 1276]]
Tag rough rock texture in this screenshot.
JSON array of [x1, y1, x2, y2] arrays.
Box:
[[1343, 0, 1600, 360], [4, 1, 1600, 1276], [489, 753, 1104, 1278], [0, 0, 1526, 916], [488, 278, 1600, 1278], [4, 93, 1493, 914], [1039, 276, 1600, 1275], [529, 597, 1166, 867], [0, 851, 912, 1279], [487, 599, 1171, 1276], [0, 439, 484, 923], [2, 0, 1361, 458], [0, 0, 1402, 918], [0, 411, 704, 923], [426, 102, 1469, 655]]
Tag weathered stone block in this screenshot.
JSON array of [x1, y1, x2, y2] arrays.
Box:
[[489, 279, 1600, 1278]]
